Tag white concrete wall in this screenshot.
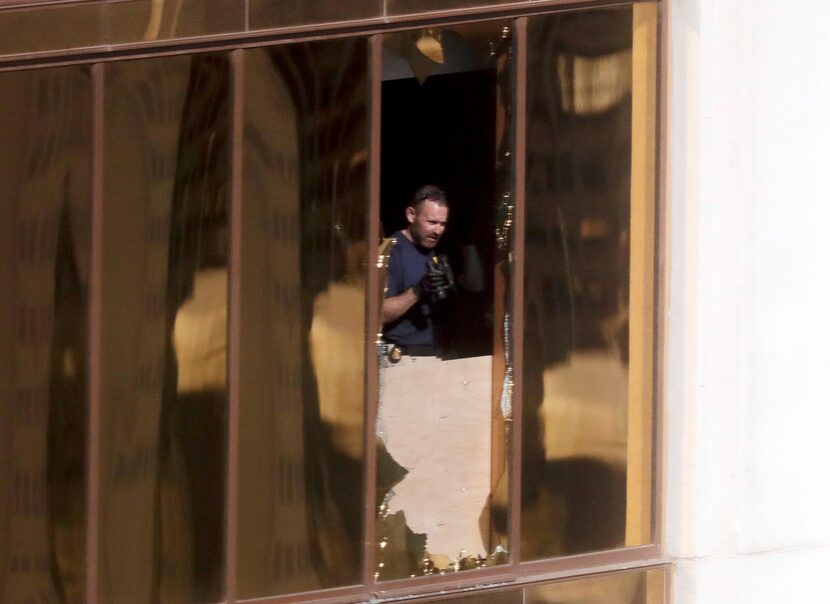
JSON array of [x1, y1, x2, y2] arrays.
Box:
[[666, 0, 830, 602]]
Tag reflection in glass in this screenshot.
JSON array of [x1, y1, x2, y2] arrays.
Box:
[[238, 40, 368, 598], [525, 567, 667, 604], [0, 0, 246, 57], [385, 0, 520, 16], [0, 66, 91, 604], [99, 53, 230, 603], [521, 4, 658, 560], [376, 21, 513, 579], [249, 0, 381, 31], [0, 4, 105, 55], [430, 589, 523, 604], [106, 0, 244, 45]]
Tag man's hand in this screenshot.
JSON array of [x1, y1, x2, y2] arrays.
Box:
[[413, 258, 455, 301], [382, 256, 455, 325], [412, 267, 445, 297]]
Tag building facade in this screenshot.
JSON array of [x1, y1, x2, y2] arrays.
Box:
[[1, 0, 828, 603]]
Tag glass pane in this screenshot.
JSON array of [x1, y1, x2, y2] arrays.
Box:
[[376, 20, 513, 580], [0, 0, 246, 57], [0, 3, 105, 55], [431, 589, 523, 603], [521, 4, 659, 560], [249, 0, 382, 31], [386, 0, 523, 16], [106, 0, 244, 45], [525, 567, 668, 604], [99, 53, 230, 603], [0, 65, 91, 604], [237, 39, 369, 598]]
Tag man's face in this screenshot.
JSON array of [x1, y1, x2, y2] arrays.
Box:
[[406, 200, 448, 249]]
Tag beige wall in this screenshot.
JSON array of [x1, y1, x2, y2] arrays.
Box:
[[665, 0, 830, 601]]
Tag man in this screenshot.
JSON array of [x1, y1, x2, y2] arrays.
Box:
[[382, 184, 454, 354], [378, 185, 493, 568]]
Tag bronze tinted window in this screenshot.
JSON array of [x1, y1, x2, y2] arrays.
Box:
[[0, 2, 664, 602], [0, 64, 92, 604], [521, 3, 659, 560], [237, 38, 369, 598], [98, 53, 230, 602]]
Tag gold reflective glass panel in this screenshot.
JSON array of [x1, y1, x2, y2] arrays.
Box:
[[0, 0, 246, 57], [99, 53, 230, 603], [106, 0, 245, 46], [429, 589, 523, 603], [525, 567, 668, 604], [385, 0, 522, 16], [0, 3, 105, 55], [0, 65, 91, 604], [521, 4, 659, 560], [376, 20, 514, 579], [249, 0, 382, 31], [238, 39, 369, 598]]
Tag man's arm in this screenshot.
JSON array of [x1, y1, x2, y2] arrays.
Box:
[[382, 288, 419, 325]]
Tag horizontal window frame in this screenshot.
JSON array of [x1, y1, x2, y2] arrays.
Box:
[[0, 0, 651, 70]]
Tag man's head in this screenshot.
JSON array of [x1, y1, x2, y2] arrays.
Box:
[[405, 185, 449, 250]]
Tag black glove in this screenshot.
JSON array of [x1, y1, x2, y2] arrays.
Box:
[[412, 257, 455, 300]]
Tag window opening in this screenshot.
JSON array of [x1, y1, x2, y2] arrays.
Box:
[[375, 20, 514, 579]]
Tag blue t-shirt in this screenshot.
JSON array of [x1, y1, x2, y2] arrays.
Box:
[[383, 231, 437, 346]]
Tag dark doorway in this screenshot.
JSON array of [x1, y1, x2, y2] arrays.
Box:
[[381, 69, 497, 356]]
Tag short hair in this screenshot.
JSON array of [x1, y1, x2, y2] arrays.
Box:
[[410, 184, 448, 210]]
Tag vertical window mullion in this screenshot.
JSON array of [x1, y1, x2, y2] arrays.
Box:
[[627, 0, 660, 549], [363, 33, 383, 595], [510, 15, 528, 570], [226, 47, 245, 604], [652, 0, 667, 552], [87, 60, 105, 604]]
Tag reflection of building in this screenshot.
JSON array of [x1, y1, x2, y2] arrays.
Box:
[[1, 1, 829, 603]]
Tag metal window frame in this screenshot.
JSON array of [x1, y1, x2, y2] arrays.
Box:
[[10, 0, 671, 601]]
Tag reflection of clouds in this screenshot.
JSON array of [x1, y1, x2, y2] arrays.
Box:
[[310, 281, 365, 460], [173, 268, 228, 393], [540, 351, 628, 464]]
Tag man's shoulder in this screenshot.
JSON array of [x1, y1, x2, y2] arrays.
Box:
[[386, 231, 407, 275], [388, 230, 412, 259], [391, 230, 409, 247]]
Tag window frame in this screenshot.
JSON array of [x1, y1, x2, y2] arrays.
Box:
[[0, 1, 669, 602]]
